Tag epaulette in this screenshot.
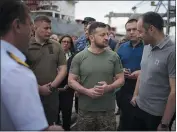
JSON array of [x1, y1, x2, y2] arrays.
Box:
[[7, 51, 29, 68]]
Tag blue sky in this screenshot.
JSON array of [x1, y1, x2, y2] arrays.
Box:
[[75, 1, 175, 35]]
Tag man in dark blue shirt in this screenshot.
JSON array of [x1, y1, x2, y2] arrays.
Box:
[[117, 14, 144, 131]]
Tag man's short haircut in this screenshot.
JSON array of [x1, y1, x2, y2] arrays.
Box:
[[0, 0, 29, 36], [125, 14, 139, 28], [125, 19, 138, 29], [106, 24, 111, 31], [88, 22, 107, 35], [141, 11, 164, 31], [126, 19, 137, 24], [34, 15, 51, 23]]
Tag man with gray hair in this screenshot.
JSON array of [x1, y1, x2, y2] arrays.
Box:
[[75, 17, 96, 52], [1, 0, 63, 130], [50, 34, 59, 42]]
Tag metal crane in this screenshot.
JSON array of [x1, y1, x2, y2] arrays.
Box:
[[104, 12, 165, 25], [104, 1, 176, 34], [165, 0, 175, 35], [152, 0, 175, 34]]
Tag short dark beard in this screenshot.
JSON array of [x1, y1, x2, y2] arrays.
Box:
[[95, 43, 107, 49]]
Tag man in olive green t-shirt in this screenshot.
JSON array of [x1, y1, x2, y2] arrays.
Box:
[[68, 22, 124, 131]]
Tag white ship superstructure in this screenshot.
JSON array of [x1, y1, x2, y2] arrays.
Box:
[[26, 0, 78, 22]]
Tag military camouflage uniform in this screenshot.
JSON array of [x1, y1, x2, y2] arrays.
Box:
[[76, 110, 116, 131]]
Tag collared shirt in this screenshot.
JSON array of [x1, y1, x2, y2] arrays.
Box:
[[74, 34, 90, 52], [136, 36, 176, 116], [1, 40, 48, 130], [117, 40, 144, 72], [25, 38, 66, 85]]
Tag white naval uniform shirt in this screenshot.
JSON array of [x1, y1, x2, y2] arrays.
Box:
[[1, 40, 48, 130]]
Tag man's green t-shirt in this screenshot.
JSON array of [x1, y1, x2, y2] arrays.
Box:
[[70, 49, 123, 111]]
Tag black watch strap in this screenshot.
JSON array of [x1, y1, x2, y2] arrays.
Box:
[[49, 84, 55, 92]]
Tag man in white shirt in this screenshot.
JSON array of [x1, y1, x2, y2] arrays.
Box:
[[0, 0, 63, 130]]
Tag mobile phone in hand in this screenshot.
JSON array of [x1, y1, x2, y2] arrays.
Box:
[[127, 69, 131, 74], [123, 68, 131, 74]]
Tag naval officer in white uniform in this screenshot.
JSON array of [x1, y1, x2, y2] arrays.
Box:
[[0, 0, 63, 131]]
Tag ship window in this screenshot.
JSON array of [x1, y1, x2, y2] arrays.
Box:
[[55, 14, 59, 18], [61, 15, 65, 19], [35, 12, 52, 17]]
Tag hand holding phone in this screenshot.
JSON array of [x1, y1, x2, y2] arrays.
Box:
[[124, 68, 131, 76]]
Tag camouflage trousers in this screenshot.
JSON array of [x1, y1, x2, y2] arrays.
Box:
[[75, 110, 116, 131]]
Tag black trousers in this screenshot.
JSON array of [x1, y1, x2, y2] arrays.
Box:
[[131, 105, 162, 131], [119, 95, 135, 130], [119, 79, 137, 131], [115, 90, 121, 109], [57, 88, 74, 131], [40, 91, 59, 125]]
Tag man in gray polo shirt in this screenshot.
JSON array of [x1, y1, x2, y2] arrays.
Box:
[[130, 12, 175, 131]]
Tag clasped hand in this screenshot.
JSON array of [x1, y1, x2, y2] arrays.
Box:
[[87, 81, 109, 99]]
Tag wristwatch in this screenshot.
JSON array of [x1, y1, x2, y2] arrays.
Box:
[[160, 122, 169, 128]]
